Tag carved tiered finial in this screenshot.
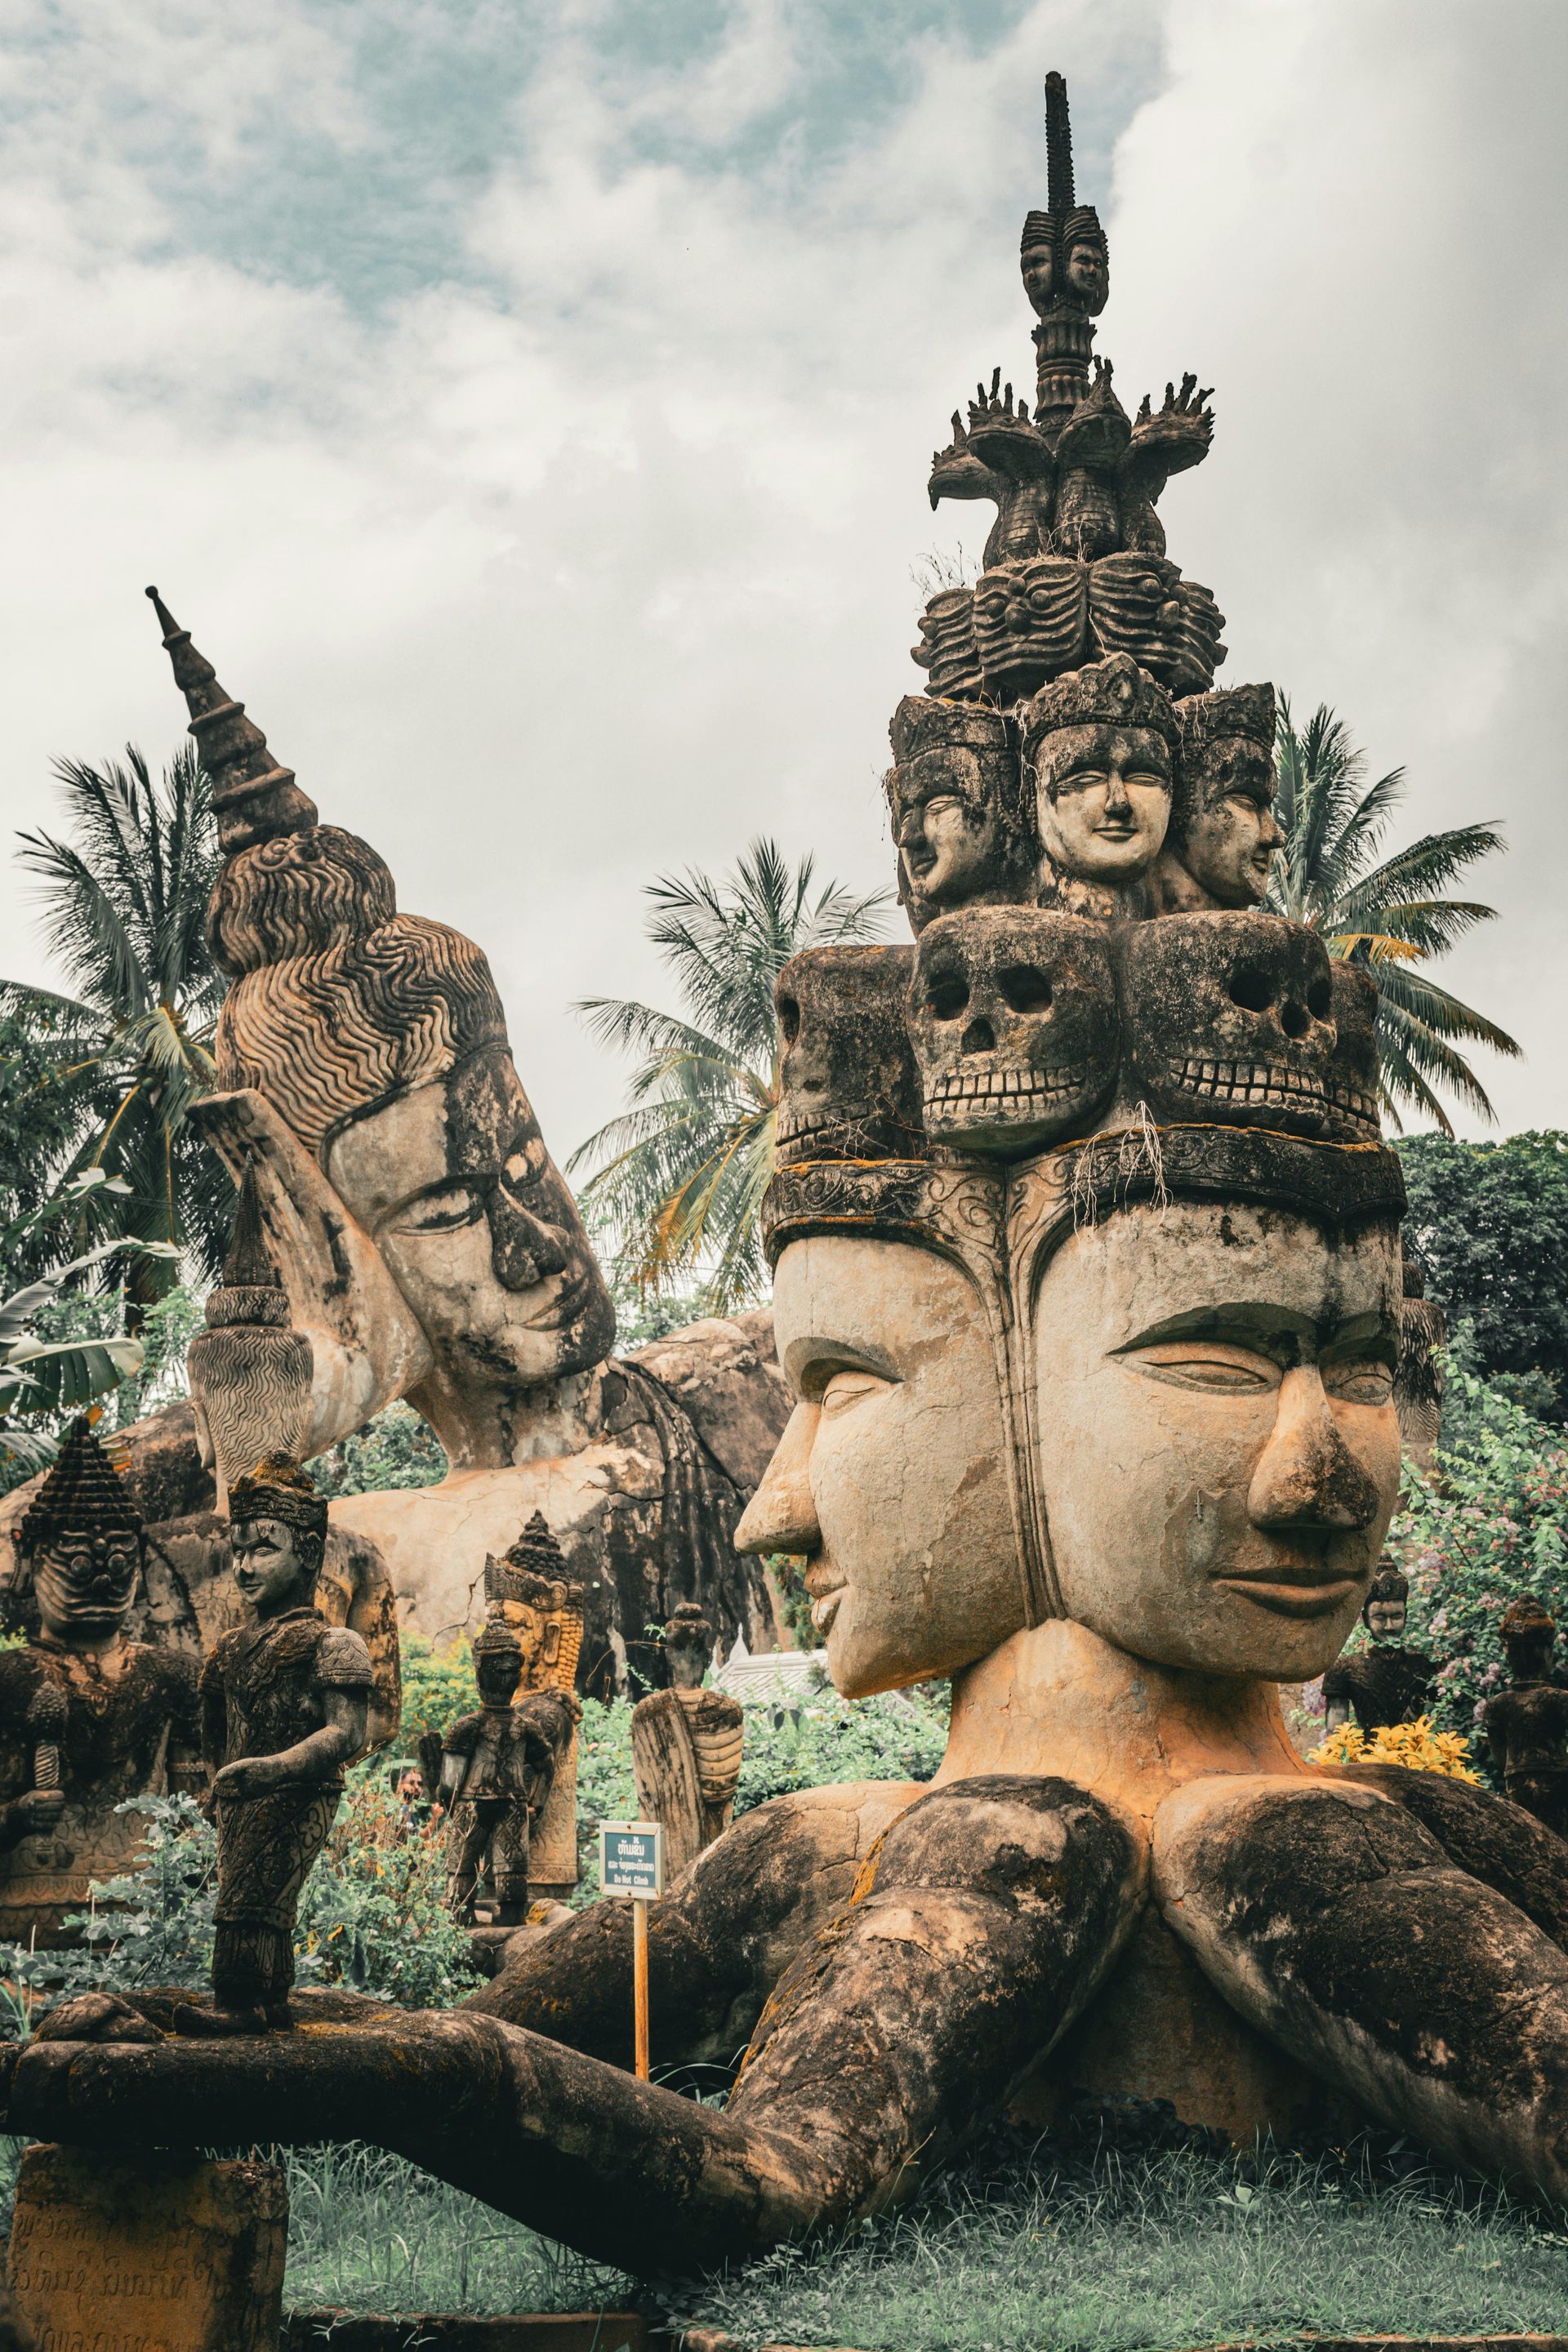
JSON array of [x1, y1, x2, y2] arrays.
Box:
[[185, 1168, 314, 1506], [1044, 70, 1074, 211], [16, 1417, 140, 1555], [145, 586, 318, 855]]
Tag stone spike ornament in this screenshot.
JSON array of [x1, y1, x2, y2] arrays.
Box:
[[186, 1166, 314, 1508], [1043, 69, 1074, 211], [145, 587, 318, 854], [25, 60, 1568, 2296]]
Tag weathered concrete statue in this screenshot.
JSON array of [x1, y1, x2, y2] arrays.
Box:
[[0, 1419, 201, 1944], [131, 587, 786, 1690], [1321, 1565, 1437, 1736], [17, 65, 1568, 2285], [176, 1455, 372, 2034], [438, 1612, 577, 1927], [1483, 1598, 1568, 1839], [631, 1604, 745, 1878]]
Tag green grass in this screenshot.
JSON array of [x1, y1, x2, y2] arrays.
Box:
[[659, 2125, 1568, 2352]]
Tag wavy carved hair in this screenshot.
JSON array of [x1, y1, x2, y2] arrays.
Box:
[[208, 825, 509, 1162]]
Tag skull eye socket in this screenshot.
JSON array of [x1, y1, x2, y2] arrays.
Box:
[[777, 994, 800, 1048], [1280, 1000, 1312, 1040], [998, 963, 1053, 1015], [1227, 963, 1276, 1014], [1307, 977, 1332, 1021], [925, 972, 970, 1022]]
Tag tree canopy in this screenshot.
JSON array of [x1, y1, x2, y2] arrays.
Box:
[[1397, 1130, 1568, 1420]]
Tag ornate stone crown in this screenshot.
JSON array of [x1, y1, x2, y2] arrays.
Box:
[[227, 1451, 329, 1539], [17, 1418, 140, 1556], [1022, 653, 1178, 760]]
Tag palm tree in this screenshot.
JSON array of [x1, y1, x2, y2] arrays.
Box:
[[570, 839, 890, 1315], [1266, 702, 1521, 1134], [1, 746, 230, 1316]]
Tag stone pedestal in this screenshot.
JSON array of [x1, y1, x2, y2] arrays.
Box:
[[7, 2141, 287, 2352]]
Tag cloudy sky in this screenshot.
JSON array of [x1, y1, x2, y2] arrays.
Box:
[[2, 0, 1565, 1161]]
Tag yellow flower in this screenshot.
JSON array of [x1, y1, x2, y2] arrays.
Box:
[[1308, 1714, 1481, 1784]]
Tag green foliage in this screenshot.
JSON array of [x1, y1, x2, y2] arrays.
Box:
[[1, 744, 232, 1306], [1398, 1132, 1568, 1419], [0, 1013, 82, 1246], [570, 839, 889, 1315], [1392, 1362, 1568, 1745], [315, 1402, 449, 1499], [1267, 702, 1518, 1133], [396, 1631, 479, 1745], [670, 2129, 1568, 2350]]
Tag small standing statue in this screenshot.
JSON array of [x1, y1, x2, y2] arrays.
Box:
[[479, 1514, 586, 1903], [1322, 1564, 1437, 1736], [1481, 1598, 1568, 1840], [176, 1454, 372, 2035], [632, 1603, 745, 1879], [437, 1614, 579, 1926], [0, 1419, 202, 1944]]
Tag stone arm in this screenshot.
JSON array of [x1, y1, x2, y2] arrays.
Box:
[[6, 1777, 1143, 2276], [1333, 1759, 1568, 1948], [164, 1655, 207, 1797], [212, 1686, 369, 1803], [437, 1713, 483, 1806]]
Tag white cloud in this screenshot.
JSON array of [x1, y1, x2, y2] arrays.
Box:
[[1, 0, 1563, 1162]]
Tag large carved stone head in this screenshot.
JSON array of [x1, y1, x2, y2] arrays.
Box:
[[1021, 653, 1176, 896], [149, 592, 615, 1472], [11, 1419, 141, 1647], [775, 947, 921, 1165], [910, 908, 1116, 1153], [884, 699, 1035, 930], [1163, 684, 1282, 910]]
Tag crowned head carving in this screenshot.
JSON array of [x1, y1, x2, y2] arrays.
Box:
[[11, 1419, 141, 1648], [910, 908, 1117, 1153], [663, 1601, 714, 1692], [227, 1450, 329, 1615], [186, 1165, 314, 1503], [775, 947, 922, 1165], [151, 592, 615, 1470], [1019, 76, 1109, 327], [483, 1512, 584, 1690], [885, 699, 1035, 931], [1163, 684, 1282, 910], [971, 558, 1089, 706], [1118, 911, 1341, 1135], [472, 1610, 525, 1707], [1022, 654, 1177, 897]]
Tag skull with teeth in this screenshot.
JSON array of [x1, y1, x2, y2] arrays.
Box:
[[1119, 911, 1339, 1136], [775, 947, 923, 1165], [1325, 960, 1381, 1142], [909, 907, 1117, 1153]]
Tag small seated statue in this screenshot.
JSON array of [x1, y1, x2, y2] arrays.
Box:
[[176, 1454, 372, 2034], [0, 1419, 202, 1945], [1482, 1598, 1568, 1839], [1321, 1564, 1436, 1736], [438, 1613, 579, 1927], [631, 1603, 745, 1878]]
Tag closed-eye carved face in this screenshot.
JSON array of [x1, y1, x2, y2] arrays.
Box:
[[733, 1236, 1021, 1696], [1034, 722, 1172, 883], [888, 746, 1028, 930], [1120, 913, 1338, 1134], [911, 908, 1117, 1152], [973, 559, 1089, 699], [1020, 241, 1056, 316], [327, 1044, 615, 1401], [1034, 1200, 1402, 1680], [776, 947, 921, 1164], [1174, 735, 1283, 907]]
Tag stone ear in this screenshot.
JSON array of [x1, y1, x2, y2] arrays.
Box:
[[191, 1089, 434, 1455]]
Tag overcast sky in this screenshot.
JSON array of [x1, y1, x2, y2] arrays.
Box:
[[2, 0, 1565, 1162]]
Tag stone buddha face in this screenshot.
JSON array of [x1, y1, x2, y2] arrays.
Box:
[[1035, 722, 1172, 883], [29, 1526, 140, 1647], [1065, 237, 1107, 310], [231, 1515, 321, 1617], [326, 1043, 615, 1425], [1364, 1593, 1407, 1642], [1020, 240, 1057, 318], [1032, 1200, 1402, 1683], [733, 1236, 1022, 1697], [1174, 737, 1284, 908]]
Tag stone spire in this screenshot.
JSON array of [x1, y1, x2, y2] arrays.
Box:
[[145, 586, 318, 855], [17, 1417, 140, 1555]]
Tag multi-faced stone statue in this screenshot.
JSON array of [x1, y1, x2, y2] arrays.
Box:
[[147, 589, 786, 1682], [0, 1419, 202, 1944], [909, 908, 1116, 1153], [176, 1454, 372, 2035], [884, 699, 1035, 931], [1022, 653, 1177, 915], [631, 1602, 745, 1878], [1482, 1599, 1568, 1840], [1152, 684, 1283, 913], [774, 946, 921, 1164], [1321, 1565, 1437, 1735]]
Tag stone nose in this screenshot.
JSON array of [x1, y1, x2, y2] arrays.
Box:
[[1247, 1367, 1383, 1532], [734, 1404, 821, 1557]]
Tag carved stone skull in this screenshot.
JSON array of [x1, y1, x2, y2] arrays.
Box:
[[1119, 912, 1339, 1135], [776, 947, 922, 1164], [910, 907, 1117, 1153], [1326, 960, 1381, 1142]]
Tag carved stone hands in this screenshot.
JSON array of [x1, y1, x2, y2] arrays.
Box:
[[0, 1791, 67, 1847]]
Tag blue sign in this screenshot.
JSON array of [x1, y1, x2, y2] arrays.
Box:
[[599, 1820, 665, 1898]]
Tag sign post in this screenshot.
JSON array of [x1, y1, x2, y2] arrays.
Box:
[[597, 1820, 665, 2081]]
